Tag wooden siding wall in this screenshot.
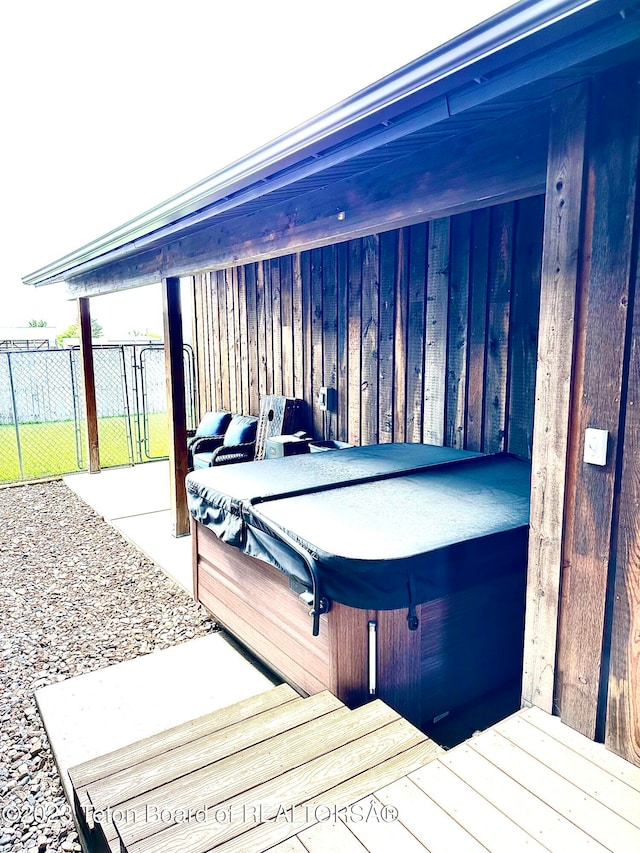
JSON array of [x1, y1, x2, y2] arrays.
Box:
[[193, 196, 544, 459]]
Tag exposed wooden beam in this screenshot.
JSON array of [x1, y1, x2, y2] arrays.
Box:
[[162, 277, 189, 537], [521, 82, 589, 714], [64, 104, 549, 298], [78, 297, 100, 473]]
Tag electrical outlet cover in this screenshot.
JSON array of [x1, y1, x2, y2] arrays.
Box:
[[584, 428, 608, 466]]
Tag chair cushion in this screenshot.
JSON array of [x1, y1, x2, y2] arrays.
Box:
[[192, 452, 214, 469], [195, 410, 232, 438], [223, 414, 258, 446]]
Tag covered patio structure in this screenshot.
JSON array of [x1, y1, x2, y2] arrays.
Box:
[[24, 0, 640, 773]]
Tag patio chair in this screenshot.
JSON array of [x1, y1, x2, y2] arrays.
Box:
[[187, 410, 232, 470], [193, 413, 259, 469], [190, 395, 303, 470]]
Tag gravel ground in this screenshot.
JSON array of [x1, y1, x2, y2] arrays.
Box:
[[0, 479, 216, 853]]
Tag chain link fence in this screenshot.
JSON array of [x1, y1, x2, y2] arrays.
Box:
[[0, 344, 195, 484]]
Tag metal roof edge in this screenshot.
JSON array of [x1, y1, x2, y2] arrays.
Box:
[[22, 0, 620, 286]]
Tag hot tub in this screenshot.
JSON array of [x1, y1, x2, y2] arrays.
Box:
[[187, 443, 530, 730]]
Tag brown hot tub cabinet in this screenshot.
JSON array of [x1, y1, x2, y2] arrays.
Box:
[[188, 443, 529, 731]]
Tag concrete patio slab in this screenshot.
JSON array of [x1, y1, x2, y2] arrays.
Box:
[[64, 461, 171, 521], [63, 461, 195, 595], [35, 633, 279, 808], [112, 509, 193, 595]]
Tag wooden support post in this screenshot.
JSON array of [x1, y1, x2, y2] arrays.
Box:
[[606, 259, 640, 764], [521, 82, 589, 713], [556, 66, 640, 739], [162, 277, 190, 537], [78, 297, 100, 473]]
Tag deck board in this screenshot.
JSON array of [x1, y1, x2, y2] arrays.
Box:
[[337, 794, 432, 853], [70, 682, 298, 790], [128, 716, 425, 853], [438, 742, 608, 852], [117, 701, 371, 849], [67, 690, 640, 853], [70, 684, 298, 841], [297, 819, 370, 852], [377, 777, 486, 853], [494, 713, 640, 828], [522, 705, 640, 789], [210, 741, 442, 853], [88, 692, 342, 810], [409, 760, 548, 851], [470, 730, 640, 851], [267, 840, 309, 853]]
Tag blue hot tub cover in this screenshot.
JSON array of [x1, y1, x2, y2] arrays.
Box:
[[187, 443, 530, 626]]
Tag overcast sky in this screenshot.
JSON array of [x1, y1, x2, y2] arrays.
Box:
[[1, 0, 515, 338]]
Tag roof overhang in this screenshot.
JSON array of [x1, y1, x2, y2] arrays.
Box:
[[23, 0, 640, 292]]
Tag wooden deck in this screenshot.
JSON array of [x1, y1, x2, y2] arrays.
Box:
[[68, 687, 640, 853], [68, 683, 442, 853]]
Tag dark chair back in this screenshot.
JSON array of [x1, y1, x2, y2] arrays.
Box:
[[208, 413, 259, 467], [187, 410, 232, 470]]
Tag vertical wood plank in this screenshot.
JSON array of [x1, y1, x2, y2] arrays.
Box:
[[466, 208, 490, 451], [302, 251, 313, 434], [237, 266, 249, 413], [558, 67, 640, 739], [210, 272, 222, 411], [483, 202, 515, 453], [191, 275, 201, 415], [78, 297, 100, 473], [394, 228, 409, 443], [227, 267, 237, 411], [208, 273, 222, 413], [446, 213, 471, 449], [337, 243, 349, 441], [378, 230, 397, 443], [245, 263, 259, 415], [522, 84, 589, 714], [192, 275, 204, 417], [209, 274, 218, 411], [323, 245, 338, 440], [360, 234, 380, 446], [217, 270, 230, 411], [292, 253, 304, 401], [281, 255, 294, 399], [271, 258, 283, 396], [233, 267, 244, 411], [424, 217, 450, 446], [508, 195, 544, 460], [311, 248, 324, 440], [199, 274, 210, 413], [202, 274, 214, 413], [264, 260, 274, 396], [406, 223, 428, 442], [225, 268, 237, 411], [606, 257, 640, 765], [348, 240, 362, 445], [226, 269, 235, 409], [162, 277, 189, 537], [256, 260, 267, 402]]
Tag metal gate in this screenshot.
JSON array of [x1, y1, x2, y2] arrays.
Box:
[[0, 344, 195, 483]]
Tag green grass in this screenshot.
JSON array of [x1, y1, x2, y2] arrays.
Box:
[[0, 413, 169, 483]]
